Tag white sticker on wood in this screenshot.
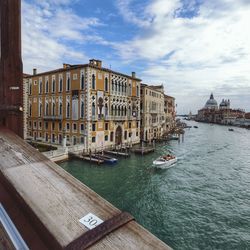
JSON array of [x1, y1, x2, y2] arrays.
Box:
[[79, 213, 104, 230]]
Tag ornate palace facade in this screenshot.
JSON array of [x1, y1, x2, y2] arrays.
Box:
[[25, 59, 141, 152]]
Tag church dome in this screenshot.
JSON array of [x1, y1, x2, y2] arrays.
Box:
[[205, 93, 218, 109]]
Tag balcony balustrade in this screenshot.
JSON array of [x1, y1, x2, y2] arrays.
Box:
[[43, 115, 63, 121]]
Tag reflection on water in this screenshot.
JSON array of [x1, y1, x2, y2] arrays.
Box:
[[60, 121, 250, 250]]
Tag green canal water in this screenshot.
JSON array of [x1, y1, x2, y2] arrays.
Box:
[[60, 121, 250, 249]]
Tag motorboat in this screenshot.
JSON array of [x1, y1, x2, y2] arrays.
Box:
[[228, 128, 234, 131], [169, 134, 179, 140], [95, 154, 118, 164], [153, 154, 177, 169], [193, 126, 198, 128]]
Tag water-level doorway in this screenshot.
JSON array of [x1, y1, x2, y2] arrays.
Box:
[[115, 126, 122, 145]]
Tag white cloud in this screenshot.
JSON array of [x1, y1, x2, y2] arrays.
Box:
[[22, 0, 102, 73], [114, 0, 250, 113]]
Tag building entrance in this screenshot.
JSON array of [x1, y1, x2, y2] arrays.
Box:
[[115, 126, 122, 145]]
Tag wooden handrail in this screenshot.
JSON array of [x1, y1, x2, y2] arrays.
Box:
[[0, 127, 171, 249]]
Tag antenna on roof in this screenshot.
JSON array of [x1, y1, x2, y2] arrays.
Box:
[[110, 64, 112, 69]]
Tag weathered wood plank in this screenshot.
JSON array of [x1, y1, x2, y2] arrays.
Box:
[[0, 127, 171, 249]]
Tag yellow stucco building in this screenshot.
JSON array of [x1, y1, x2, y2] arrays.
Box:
[[24, 59, 141, 152]]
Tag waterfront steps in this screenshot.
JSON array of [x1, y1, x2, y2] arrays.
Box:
[[0, 127, 171, 249]]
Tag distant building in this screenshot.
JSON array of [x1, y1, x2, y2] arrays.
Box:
[[24, 59, 141, 152], [140, 84, 165, 141], [164, 95, 176, 132], [196, 93, 245, 124], [140, 84, 176, 142]]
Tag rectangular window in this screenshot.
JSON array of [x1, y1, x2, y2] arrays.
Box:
[[80, 124, 84, 132], [136, 131, 138, 136], [33, 121, 37, 129], [52, 122, 55, 130], [73, 73, 78, 80], [110, 132, 114, 142], [73, 123, 77, 131], [66, 122, 70, 131], [59, 122, 62, 131], [105, 123, 108, 130], [129, 132, 132, 138], [124, 131, 127, 140], [45, 122, 48, 130], [39, 122, 42, 129], [92, 137, 96, 143], [105, 135, 108, 141], [136, 122, 139, 128], [129, 122, 131, 128], [92, 123, 96, 131]]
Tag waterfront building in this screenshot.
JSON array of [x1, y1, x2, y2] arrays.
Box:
[[196, 93, 245, 124], [164, 95, 176, 132], [24, 59, 141, 152], [140, 84, 165, 141]]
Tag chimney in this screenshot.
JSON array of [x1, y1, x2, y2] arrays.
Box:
[[89, 59, 102, 68], [33, 68, 37, 75], [63, 63, 70, 69], [132, 72, 136, 78]]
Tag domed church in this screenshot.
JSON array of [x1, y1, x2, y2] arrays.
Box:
[[204, 93, 218, 109]]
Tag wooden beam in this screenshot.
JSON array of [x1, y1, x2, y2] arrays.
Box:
[[0, 0, 23, 138], [0, 127, 171, 249]]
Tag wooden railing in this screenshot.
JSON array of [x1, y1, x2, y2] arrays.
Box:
[[0, 127, 171, 249]]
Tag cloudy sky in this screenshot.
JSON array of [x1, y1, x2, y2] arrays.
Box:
[[22, 0, 250, 114]]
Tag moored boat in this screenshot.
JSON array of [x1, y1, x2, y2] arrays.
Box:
[[95, 154, 118, 164], [153, 154, 177, 169], [169, 134, 179, 140], [228, 128, 234, 131]]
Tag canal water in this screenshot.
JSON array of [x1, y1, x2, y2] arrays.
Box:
[[60, 121, 250, 249]]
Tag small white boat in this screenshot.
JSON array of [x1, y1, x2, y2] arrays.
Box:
[[153, 155, 177, 169]]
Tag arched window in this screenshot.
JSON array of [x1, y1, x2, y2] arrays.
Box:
[[66, 77, 70, 91], [52, 79, 55, 93], [92, 74, 96, 89], [39, 81, 42, 94], [81, 101, 84, 118], [45, 81, 49, 93], [81, 74, 84, 90], [66, 102, 70, 118], [59, 103, 62, 116], [105, 77, 108, 92], [136, 85, 139, 97], [125, 107, 127, 116], [128, 106, 131, 116], [92, 103, 96, 116], [29, 83, 32, 95], [112, 80, 114, 92], [45, 103, 49, 116], [111, 105, 114, 116], [59, 78, 63, 92], [29, 104, 32, 116], [52, 103, 55, 116], [118, 106, 120, 116], [118, 82, 121, 93], [115, 81, 117, 92], [121, 83, 124, 94], [124, 83, 127, 95], [105, 103, 108, 116], [121, 106, 124, 116], [39, 103, 42, 117]]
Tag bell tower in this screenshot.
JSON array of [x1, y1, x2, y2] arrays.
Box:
[[0, 0, 23, 137]]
